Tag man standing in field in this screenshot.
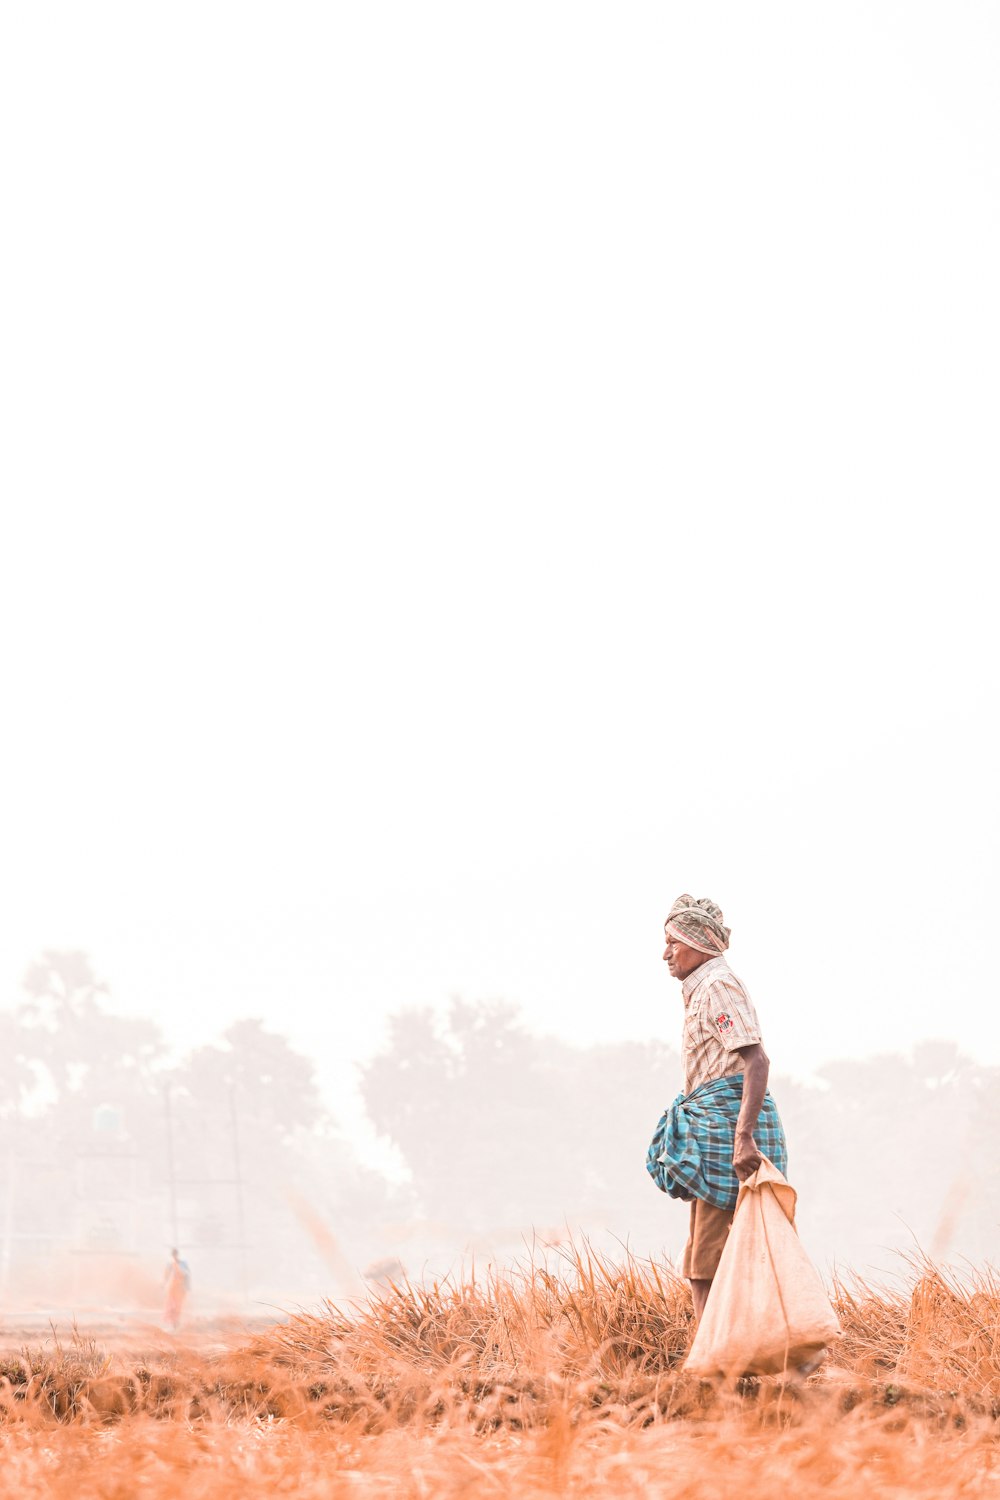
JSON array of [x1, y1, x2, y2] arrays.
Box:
[[647, 894, 787, 1321]]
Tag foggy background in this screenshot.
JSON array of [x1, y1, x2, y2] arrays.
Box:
[[0, 950, 995, 1320], [1, 1, 997, 1318]]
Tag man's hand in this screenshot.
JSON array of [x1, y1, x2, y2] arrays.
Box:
[[733, 1129, 762, 1181], [733, 1042, 769, 1181]]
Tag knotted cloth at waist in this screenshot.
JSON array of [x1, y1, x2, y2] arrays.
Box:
[[646, 1074, 788, 1213]]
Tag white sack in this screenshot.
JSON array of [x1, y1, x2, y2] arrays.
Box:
[[684, 1157, 840, 1377]]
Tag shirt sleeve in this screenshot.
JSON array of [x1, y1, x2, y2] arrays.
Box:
[[702, 978, 762, 1053]]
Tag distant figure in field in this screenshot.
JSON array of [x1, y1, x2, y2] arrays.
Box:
[[163, 1247, 191, 1331], [650, 895, 787, 1322]]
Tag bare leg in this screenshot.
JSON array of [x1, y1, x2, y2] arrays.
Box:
[[689, 1278, 713, 1322]]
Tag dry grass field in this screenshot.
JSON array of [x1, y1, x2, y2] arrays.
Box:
[[3, 1248, 1000, 1498]]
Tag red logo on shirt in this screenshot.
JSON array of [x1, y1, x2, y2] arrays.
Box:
[[716, 1012, 733, 1032]]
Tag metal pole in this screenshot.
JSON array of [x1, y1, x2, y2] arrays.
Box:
[[0, 1150, 15, 1304], [228, 1083, 249, 1304], [164, 1084, 179, 1248]]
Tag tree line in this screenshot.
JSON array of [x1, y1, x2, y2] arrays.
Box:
[[1, 951, 994, 1306]]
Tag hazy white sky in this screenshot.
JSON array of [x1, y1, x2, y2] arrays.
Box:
[[2, 3, 997, 1138]]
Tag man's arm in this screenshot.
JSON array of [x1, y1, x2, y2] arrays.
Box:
[[733, 1042, 769, 1180]]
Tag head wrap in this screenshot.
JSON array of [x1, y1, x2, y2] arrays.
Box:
[[664, 894, 730, 955]]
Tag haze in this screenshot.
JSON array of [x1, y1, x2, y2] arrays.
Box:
[[1, 2, 997, 1312]]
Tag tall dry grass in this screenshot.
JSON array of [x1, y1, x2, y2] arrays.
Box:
[[3, 1245, 1000, 1496]]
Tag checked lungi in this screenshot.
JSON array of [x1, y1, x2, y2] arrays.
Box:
[[646, 1073, 787, 1213]]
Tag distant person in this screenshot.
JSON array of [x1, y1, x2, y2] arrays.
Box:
[[648, 895, 787, 1322], [163, 1247, 191, 1331]]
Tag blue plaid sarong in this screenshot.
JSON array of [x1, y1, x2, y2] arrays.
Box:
[[645, 1074, 787, 1213]]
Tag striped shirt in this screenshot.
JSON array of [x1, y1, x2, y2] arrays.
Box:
[[681, 955, 762, 1095]]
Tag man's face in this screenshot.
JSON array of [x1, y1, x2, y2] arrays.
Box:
[[663, 928, 710, 980]]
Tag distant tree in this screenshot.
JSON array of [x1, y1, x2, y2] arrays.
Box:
[[166, 1018, 327, 1190], [362, 999, 1000, 1273], [361, 999, 681, 1247], [776, 1042, 987, 1269], [0, 1009, 33, 1117], [180, 1018, 325, 1135], [2, 951, 410, 1297], [14, 949, 166, 1150]]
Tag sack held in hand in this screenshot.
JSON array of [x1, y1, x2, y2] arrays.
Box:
[[684, 1157, 840, 1378]]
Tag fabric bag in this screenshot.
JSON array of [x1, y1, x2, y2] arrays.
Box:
[[684, 1157, 840, 1377]]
